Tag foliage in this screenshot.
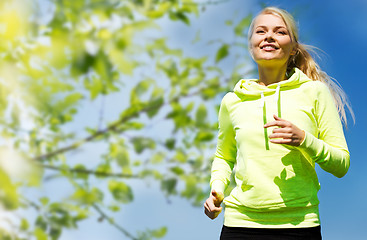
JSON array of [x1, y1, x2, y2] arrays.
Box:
[[0, 0, 254, 239]]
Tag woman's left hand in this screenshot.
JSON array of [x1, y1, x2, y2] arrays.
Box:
[[264, 115, 305, 147]]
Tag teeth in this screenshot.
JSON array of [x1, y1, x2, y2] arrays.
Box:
[[263, 46, 276, 50]]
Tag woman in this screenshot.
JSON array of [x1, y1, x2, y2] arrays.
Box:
[[204, 7, 352, 240]]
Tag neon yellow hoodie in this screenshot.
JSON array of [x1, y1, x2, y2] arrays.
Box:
[[210, 68, 350, 228]]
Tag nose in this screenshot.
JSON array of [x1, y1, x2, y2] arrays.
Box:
[[265, 31, 275, 41]]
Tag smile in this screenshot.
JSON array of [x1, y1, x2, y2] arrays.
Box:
[[260, 44, 279, 50]]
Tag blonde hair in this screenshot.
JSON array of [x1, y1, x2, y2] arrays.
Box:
[[248, 7, 354, 126]]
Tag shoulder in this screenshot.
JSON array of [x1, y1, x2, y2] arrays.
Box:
[[221, 92, 241, 111], [301, 80, 331, 96], [221, 92, 241, 107]]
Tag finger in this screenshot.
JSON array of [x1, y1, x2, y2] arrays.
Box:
[[204, 201, 209, 210], [211, 189, 217, 198], [272, 127, 292, 133], [264, 120, 288, 128], [273, 115, 285, 121], [206, 198, 215, 211], [269, 138, 293, 144], [269, 133, 293, 139]]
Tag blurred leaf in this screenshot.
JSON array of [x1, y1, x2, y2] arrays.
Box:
[[195, 104, 207, 127], [165, 138, 176, 150], [34, 227, 48, 240], [146, 2, 172, 18], [169, 11, 190, 25], [161, 178, 177, 195], [194, 131, 214, 143], [215, 44, 229, 63], [71, 188, 103, 205], [131, 137, 156, 154], [151, 226, 167, 238], [170, 166, 184, 175], [234, 14, 252, 36], [108, 180, 134, 203], [0, 169, 19, 209], [73, 164, 89, 180], [20, 218, 29, 231]]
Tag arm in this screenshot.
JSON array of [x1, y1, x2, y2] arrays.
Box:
[[210, 95, 237, 193], [297, 82, 350, 178], [265, 82, 350, 178], [204, 95, 237, 219]]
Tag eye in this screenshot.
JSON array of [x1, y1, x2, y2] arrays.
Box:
[[256, 30, 265, 34], [277, 30, 287, 35]]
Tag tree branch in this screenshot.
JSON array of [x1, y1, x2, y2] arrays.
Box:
[[32, 82, 221, 162], [42, 164, 140, 178], [92, 204, 138, 240], [183, 0, 230, 6]]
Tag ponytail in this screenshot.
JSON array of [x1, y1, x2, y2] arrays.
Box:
[[288, 43, 354, 126]]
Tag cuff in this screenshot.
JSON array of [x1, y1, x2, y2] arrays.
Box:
[[210, 180, 226, 194]]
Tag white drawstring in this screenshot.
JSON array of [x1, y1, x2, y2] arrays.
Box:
[[259, 92, 265, 108], [274, 83, 281, 103]]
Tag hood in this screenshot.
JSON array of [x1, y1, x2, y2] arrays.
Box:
[[233, 68, 312, 151], [234, 68, 312, 99]]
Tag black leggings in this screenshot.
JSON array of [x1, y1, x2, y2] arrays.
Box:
[[220, 225, 322, 240]]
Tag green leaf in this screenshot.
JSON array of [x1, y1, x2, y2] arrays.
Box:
[[170, 166, 184, 175], [165, 138, 176, 150], [234, 14, 252, 36], [139, 169, 163, 180], [194, 131, 214, 142], [0, 169, 19, 209], [35, 216, 47, 231], [161, 178, 177, 195], [169, 11, 190, 25], [108, 204, 120, 212], [136, 79, 153, 97], [50, 227, 62, 240], [34, 227, 48, 240], [146, 2, 172, 18], [108, 180, 133, 203], [173, 149, 186, 163], [96, 163, 112, 178], [40, 197, 49, 206], [195, 104, 207, 127], [116, 148, 130, 168], [181, 175, 197, 199], [131, 137, 156, 154], [151, 226, 168, 238], [20, 218, 29, 231], [71, 188, 103, 205], [152, 152, 165, 164], [215, 44, 229, 63], [73, 164, 89, 180]]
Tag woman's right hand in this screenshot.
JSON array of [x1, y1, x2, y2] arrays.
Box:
[[204, 189, 224, 220]]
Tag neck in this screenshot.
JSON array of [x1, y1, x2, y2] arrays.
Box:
[[257, 64, 287, 86]]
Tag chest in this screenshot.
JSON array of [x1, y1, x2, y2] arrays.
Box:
[[230, 91, 319, 148]]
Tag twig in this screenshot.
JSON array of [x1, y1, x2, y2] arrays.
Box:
[[92, 204, 138, 240], [32, 82, 221, 162], [41, 164, 140, 178], [183, 0, 230, 6]]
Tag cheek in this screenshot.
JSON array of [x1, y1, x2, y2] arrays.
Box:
[[249, 35, 261, 47]]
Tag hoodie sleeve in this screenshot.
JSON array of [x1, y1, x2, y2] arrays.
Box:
[[210, 94, 237, 193], [298, 82, 350, 178]]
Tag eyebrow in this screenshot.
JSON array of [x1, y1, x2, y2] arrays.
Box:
[[255, 25, 287, 30]]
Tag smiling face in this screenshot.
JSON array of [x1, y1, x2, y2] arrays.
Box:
[[250, 13, 295, 67]]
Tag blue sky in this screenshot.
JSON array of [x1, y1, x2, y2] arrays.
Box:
[[54, 0, 367, 239]]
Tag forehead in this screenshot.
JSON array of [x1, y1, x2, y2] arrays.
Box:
[[253, 14, 287, 28]]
